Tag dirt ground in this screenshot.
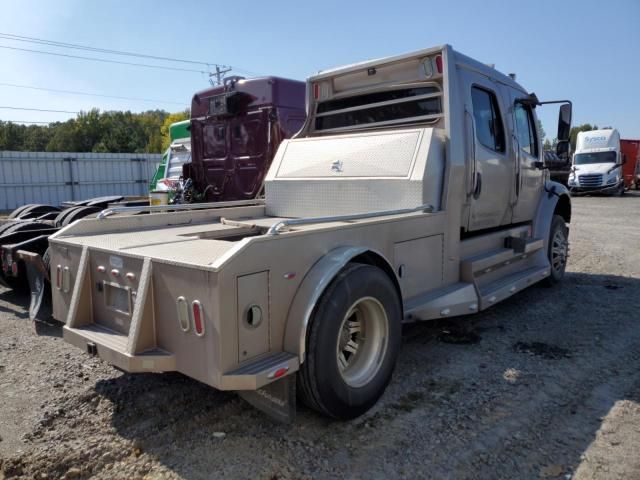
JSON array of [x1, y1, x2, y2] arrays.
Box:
[[1, 193, 639, 480]]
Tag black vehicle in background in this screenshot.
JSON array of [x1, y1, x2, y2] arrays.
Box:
[[544, 150, 571, 186]]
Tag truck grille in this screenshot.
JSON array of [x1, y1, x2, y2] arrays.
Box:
[[578, 174, 603, 187]]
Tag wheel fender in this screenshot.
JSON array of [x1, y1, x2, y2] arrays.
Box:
[[283, 246, 395, 363], [532, 180, 571, 254]]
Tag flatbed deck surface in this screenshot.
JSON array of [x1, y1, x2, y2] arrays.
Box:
[[55, 216, 286, 266]]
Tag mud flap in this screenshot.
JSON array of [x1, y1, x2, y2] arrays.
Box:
[[17, 251, 51, 321], [238, 375, 296, 423]]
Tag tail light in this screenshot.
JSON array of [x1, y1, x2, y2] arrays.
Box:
[[435, 55, 443, 74], [176, 296, 190, 332], [313, 83, 319, 100], [56, 265, 62, 290], [11, 262, 18, 276], [192, 300, 205, 337]]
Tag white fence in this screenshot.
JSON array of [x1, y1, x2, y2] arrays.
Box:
[[0, 151, 162, 211]]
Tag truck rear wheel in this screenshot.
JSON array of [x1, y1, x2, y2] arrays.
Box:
[[298, 263, 401, 419], [543, 215, 569, 286]]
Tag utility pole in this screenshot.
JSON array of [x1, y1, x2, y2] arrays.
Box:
[[209, 65, 233, 85]]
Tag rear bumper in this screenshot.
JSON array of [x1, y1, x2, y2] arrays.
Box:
[[63, 324, 176, 372]]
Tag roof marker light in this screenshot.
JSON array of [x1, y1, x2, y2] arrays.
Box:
[[176, 296, 190, 332], [192, 300, 205, 337]]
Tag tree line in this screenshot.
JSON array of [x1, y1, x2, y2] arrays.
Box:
[[544, 124, 601, 152], [0, 108, 189, 153], [1, 110, 603, 156]]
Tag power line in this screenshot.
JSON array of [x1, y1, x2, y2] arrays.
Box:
[[0, 44, 209, 74], [0, 32, 221, 67], [0, 120, 54, 124], [0, 106, 78, 114], [0, 81, 187, 106], [0, 32, 261, 77]]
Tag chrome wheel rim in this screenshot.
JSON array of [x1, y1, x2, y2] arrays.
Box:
[[551, 228, 568, 274], [336, 297, 389, 388]]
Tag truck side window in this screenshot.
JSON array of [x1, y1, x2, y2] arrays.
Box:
[[471, 86, 505, 153], [515, 104, 539, 157]]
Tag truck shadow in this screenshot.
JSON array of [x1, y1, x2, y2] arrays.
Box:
[[83, 271, 640, 479]]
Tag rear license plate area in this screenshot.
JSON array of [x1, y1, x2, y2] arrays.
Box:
[[103, 281, 132, 316]]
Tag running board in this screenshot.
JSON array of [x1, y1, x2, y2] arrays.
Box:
[[478, 266, 549, 310], [221, 351, 299, 390], [461, 237, 544, 281], [404, 282, 478, 321], [63, 324, 176, 372]]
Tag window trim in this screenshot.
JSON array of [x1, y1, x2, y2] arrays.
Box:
[[470, 85, 506, 154]]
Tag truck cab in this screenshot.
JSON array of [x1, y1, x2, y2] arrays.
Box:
[[51, 45, 572, 422], [185, 76, 306, 201], [569, 129, 625, 195]]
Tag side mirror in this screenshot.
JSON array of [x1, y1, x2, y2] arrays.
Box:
[[556, 140, 570, 161], [557, 104, 572, 142]]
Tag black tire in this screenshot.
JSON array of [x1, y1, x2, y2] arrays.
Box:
[[542, 215, 569, 287], [13, 204, 60, 220], [0, 220, 20, 236], [0, 221, 48, 292], [0, 220, 50, 241], [53, 208, 77, 228], [7, 204, 33, 219], [85, 195, 124, 208], [297, 263, 402, 419], [61, 206, 101, 226]]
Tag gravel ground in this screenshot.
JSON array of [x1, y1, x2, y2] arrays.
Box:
[[1, 193, 639, 480]]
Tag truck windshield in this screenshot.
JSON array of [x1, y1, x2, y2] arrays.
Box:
[[167, 144, 191, 178], [315, 86, 442, 132], [573, 151, 616, 165]]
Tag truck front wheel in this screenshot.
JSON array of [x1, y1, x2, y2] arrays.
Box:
[[298, 263, 401, 419], [543, 214, 569, 286]]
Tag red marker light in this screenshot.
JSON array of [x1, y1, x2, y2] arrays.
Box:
[[435, 55, 443, 74], [313, 83, 319, 100], [192, 300, 205, 337], [56, 265, 62, 290], [11, 262, 18, 276], [269, 366, 289, 379]]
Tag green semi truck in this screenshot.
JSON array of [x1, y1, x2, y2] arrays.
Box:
[[149, 120, 191, 196]]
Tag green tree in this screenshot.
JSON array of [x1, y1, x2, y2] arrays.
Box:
[[160, 110, 190, 150]]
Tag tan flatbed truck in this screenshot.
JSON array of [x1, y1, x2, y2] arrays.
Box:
[[50, 45, 573, 422]]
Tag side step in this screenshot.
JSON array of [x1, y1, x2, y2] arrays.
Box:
[[63, 324, 175, 372], [221, 351, 299, 390], [461, 237, 543, 281], [478, 266, 549, 310], [404, 282, 478, 321]]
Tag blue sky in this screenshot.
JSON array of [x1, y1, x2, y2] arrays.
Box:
[[1, 0, 639, 138]]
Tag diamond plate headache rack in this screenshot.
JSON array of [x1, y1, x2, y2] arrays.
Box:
[[266, 204, 434, 235], [97, 199, 265, 219]]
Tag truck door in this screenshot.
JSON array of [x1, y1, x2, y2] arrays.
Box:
[[228, 108, 269, 199], [464, 73, 513, 231], [509, 94, 543, 223]]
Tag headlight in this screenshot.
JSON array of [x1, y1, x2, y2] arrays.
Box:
[[608, 170, 621, 184]]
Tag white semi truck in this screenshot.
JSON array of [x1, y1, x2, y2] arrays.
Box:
[[568, 129, 625, 195], [49, 45, 573, 422]]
